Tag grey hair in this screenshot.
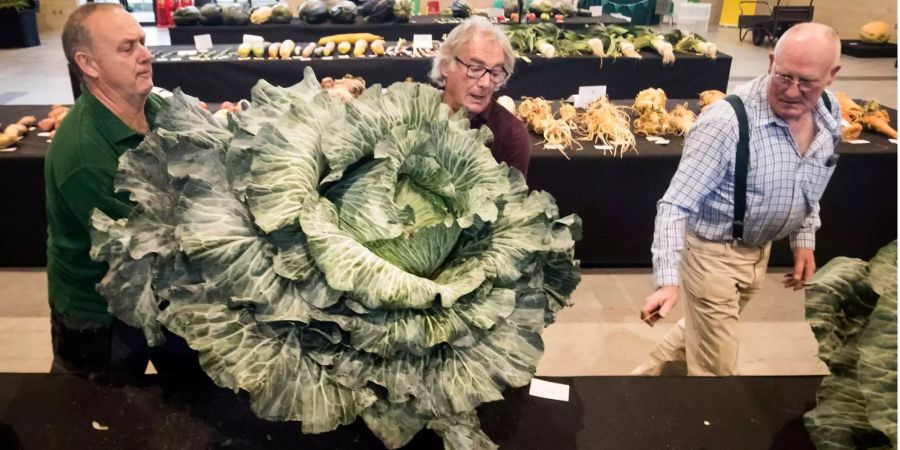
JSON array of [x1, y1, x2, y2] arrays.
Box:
[[63, 3, 123, 80], [429, 16, 516, 88], [774, 22, 841, 67]]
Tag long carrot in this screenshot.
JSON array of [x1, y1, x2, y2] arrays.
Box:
[[861, 99, 898, 139]]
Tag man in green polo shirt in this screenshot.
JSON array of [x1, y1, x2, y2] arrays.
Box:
[[46, 3, 196, 374]]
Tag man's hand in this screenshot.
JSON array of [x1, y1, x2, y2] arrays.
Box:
[[784, 247, 815, 290], [641, 285, 679, 327]]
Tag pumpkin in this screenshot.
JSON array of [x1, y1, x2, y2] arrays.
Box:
[[860, 21, 892, 44]]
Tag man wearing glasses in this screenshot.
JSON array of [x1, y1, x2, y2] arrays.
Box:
[[635, 23, 843, 376], [429, 16, 530, 177]]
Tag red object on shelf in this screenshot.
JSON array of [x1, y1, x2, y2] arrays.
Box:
[[427, 1, 439, 15], [156, 0, 173, 27]]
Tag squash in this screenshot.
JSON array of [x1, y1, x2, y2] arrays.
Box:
[[301, 42, 317, 58], [223, 4, 251, 25], [199, 3, 224, 25], [860, 21, 892, 43], [237, 43, 252, 58], [250, 5, 273, 24], [353, 39, 368, 57], [337, 41, 352, 55], [329, 1, 357, 23], [173, 6, 202, 26], [279, 40, 296, 59], [269, 2, 293, 23], [394, 0, 413, 23], [370, 39, 385, 55], [299, 1, 330, 24], [268, 42, 281, 59]]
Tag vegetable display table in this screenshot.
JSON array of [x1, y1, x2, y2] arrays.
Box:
[[0, 372, 821, 449], [840, 40, 898, 59], [168, 15, 630, 45], [0, 102, 894, 268], [68, 45, 732, 102], [527, 99, 898, 267]]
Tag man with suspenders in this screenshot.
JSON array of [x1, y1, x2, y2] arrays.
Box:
[[636, 23, 843, 376]]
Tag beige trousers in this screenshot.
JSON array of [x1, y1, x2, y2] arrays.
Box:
[[648, 232, 771, 376]]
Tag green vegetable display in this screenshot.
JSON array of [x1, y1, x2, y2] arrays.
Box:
[[90, 67, 581, 449], [804, 241, 897, 450]]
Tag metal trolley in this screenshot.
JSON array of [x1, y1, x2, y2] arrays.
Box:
[[738, 0, 815, 46]]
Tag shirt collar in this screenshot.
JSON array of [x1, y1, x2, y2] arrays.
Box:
[[81, 84, 159, 144], [751, 75, 838, 133]]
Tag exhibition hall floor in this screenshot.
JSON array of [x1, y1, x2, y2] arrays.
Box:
[[0, 25, 895, 376]]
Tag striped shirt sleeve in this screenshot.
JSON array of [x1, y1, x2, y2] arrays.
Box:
[[651, 102, 738, 286]]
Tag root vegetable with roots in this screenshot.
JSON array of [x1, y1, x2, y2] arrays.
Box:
[[579, 96, 637, 157]]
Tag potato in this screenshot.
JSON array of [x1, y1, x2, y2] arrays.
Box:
[[3, 124, 27, 137], [0, 134, 15, 149], [38, 117, 55, 132], [17, 115, 36, 127]]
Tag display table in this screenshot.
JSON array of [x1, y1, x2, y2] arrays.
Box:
[[69, 46, 732, 102], [840, 40, 898, 58], [527, 100, 898, 266], [169, 15, 630, 45], [0, 372, 821, 449], [0, 102, 895, 268]]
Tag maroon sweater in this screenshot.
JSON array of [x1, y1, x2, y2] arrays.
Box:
[[469, 99, 531, 178]]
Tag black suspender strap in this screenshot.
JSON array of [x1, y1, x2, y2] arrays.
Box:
[[724, 95, 750, 242], [722, 91, 831, 242]]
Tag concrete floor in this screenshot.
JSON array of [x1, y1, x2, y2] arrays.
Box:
[[0, 25, 895, 375]]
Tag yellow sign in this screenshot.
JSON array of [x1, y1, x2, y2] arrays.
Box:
[[720, 0, 756, 27]]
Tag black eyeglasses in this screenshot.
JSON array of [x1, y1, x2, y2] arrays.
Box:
[[454, 57, 509, 84], [772, 72, 823, 93]]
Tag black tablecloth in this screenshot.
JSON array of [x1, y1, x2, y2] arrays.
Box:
[[840, 40, 898, 58], [528, 100, 898, 266], [0, 105, 50, 267], [0, 102, 895, 267], [169, 15, 629, 45], [0, 373, 822, 449], [68, 46, 731, 103]]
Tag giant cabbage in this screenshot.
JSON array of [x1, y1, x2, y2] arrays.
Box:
[[90, 67, 581, 449], [804, 241, 897, 450]]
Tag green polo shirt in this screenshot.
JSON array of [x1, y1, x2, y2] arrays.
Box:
[[45, 86, 162, 325]]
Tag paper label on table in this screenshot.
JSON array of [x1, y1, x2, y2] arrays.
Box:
[[589, 5, 603, 16], [194, 34, 213, 51], [300, 57, 312, 61], [338, 55, 350, 59], [889, 138, 898, 144], [595, 144, 613, 150], [645, 136, 662, 142], [574, 85, 607, 109], [655, 139, 670, 145], [610, 12, 631, 22], [37, 132, 51, 137], [848, 139, 870, 144], [544, 144, 563, 150], [413, 34, 434, 49], [529, 378, 570, 402], [0, 147, 17, 152], [176, 50, 197, 57], [28, 126, 36, 131], [242, 34, 264, 45], [487, 7, 503, 18], [322, 56, 334, 61]]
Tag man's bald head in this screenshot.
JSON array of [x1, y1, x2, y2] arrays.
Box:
[[774, 22, 841, 68]]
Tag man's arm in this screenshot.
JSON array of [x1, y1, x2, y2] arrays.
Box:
[[643, 103, 737, 324], [59, 166, 135, 233]]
